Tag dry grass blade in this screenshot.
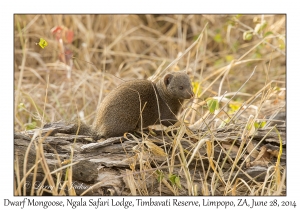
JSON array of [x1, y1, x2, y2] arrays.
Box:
[[274, 127, 284, 190], [125, 169, 137, 195], [144, 140, 167, 157], [206, 141, 226, 187], [232, 178, 252, 196], [156, 22, 208, 80]]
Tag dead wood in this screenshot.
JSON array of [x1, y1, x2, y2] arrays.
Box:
[[14, 122, 286, 196]]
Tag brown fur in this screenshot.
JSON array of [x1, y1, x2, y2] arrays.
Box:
[[92, 72, 194, 138]]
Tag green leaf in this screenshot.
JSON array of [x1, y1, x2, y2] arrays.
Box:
[[254, 121, 266, 129], [273, 86, 281, 91], [229, 102, 241, 112], [174, 176, 181, 189], [264, 31, 273, 37], [38, 38, 48, 49], [243, 31, 253, 41], [214, 33, 222, 43], [206, 98, 219, 113], [26, 121, 37, 130], [169, 174, 177, 185], [192, 81, 201, 98], [18, 103, 25, 111], [278, 38, 285, 50], [225, 55, 234, 62], [169, 174, 181, 189], [254, 121, 260, 129], [156, 170, 164, 182]]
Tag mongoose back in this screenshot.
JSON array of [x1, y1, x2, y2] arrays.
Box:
[[92, 71, 194, 138]]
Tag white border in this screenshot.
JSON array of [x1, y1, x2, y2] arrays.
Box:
[[2, 0, 299, 209]]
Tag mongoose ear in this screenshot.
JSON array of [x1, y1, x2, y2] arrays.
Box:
[[164, 74, 173, 86]]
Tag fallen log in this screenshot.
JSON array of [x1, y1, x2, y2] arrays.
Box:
[[14, 121, 286, 196]]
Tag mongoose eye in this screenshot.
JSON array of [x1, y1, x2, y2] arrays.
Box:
[[179, 86, 183, 90]]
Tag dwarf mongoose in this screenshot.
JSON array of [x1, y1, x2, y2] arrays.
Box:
[[92, 71, 194, 138]]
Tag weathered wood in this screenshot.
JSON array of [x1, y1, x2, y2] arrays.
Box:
[[14, 121, 286, 196]]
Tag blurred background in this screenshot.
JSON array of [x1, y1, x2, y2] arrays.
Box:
[[14, 14, 286, 131]]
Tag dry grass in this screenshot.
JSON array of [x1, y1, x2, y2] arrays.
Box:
[[14, 14, 286, 196]]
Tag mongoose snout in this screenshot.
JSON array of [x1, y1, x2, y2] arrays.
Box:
[[92, 71, 194, 138]]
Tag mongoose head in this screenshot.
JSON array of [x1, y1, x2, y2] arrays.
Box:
[[162, 72, 194, 100]]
